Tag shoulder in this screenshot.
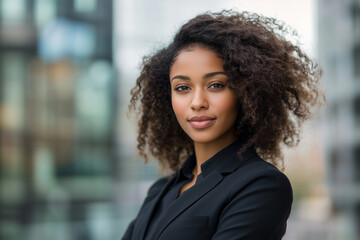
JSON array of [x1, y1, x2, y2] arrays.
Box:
[[215, 158, 293, 239], [228, 157, 293, 201], [137, 176, 171, 210], [146, 176, 171, 196], [239, 156, 291, 183]]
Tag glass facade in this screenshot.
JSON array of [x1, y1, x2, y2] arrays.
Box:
[[0, 0, 116, 239], [318, 0, 360, 239], [0, 0, 26, 22]]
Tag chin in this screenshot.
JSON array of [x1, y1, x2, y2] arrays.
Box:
[[187, 133, 219, 144]]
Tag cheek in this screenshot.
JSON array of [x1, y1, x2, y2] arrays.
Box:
[[171, 95, 185, 119], [215, 94, 238, 116]]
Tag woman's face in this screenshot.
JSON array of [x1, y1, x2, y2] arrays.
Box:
[[170, 46, 238, 145]]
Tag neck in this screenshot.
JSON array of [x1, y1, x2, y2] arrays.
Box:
[[193, 131, 237, 176]]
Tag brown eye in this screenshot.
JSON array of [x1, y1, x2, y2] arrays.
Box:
[[174, 86, 190, 92], [209, 83, 224, 89]]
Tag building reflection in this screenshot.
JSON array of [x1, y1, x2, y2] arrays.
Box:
[[318, 0, 360, 239], [0, 0, 116, 239]]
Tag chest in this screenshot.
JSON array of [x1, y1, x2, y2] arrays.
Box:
[[156, 189, 226, 240], [179, 176, 197, 196], [143, 176, 231, 240]]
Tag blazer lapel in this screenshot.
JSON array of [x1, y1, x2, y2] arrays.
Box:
[[152, 171, 223, 240], [132, 175, 177, 240], [151, 143, 258, 239]]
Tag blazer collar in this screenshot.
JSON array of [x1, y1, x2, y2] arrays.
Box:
[[153, 170, 223, 240], [151, 139, 258, 239], [217, 139, 258, 175], [179, 138, 257, 178], [203, 138, 257, 176]]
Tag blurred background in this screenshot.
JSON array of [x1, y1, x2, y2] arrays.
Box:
[[0, 0, 359, 239]]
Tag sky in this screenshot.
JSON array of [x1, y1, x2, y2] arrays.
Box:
[[225, 0, 315, 57]]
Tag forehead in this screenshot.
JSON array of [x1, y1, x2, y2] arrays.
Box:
[[170, 47, 224, 76]]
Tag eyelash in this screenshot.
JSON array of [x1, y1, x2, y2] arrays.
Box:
[[209, 83, 225, 89], [174, 83, 225, 92], [174, 86, 190, 92]]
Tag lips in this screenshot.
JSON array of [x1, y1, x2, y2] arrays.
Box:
[[188, 116, 216, 129]]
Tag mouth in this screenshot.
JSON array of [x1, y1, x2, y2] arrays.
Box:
[[188, 116, 216, 129]]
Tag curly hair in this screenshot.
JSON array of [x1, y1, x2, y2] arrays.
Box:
[[129, 10, 323, 173]]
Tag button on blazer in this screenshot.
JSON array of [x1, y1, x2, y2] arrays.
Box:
[[122, 145, 293, 240]]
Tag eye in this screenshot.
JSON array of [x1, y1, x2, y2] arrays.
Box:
[[209, 83, 225, 89], [174, 85, 190, 92]]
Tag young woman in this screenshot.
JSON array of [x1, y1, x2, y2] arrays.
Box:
[[123, 10, 323, 240]]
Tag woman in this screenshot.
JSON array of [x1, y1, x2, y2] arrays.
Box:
[[123, 10, 323, 240]]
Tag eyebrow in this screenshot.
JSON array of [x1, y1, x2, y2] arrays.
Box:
[[170, 71, 227, 81]]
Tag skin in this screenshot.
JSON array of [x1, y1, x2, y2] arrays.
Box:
[[170, 46, 238, 193]]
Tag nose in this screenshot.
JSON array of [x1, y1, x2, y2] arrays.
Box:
[[191, 88, 208, 110]]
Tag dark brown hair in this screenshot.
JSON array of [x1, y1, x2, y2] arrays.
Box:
[[129, 10, 323, 172]]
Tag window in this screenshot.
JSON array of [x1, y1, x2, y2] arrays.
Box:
[[351, 2, 360, 32], [356, 203, 360, 238], [34, 0, 56, 28], [354, 144, 360, 182], [0, 0, 26, 22], [74, 0, 97, 13], [351, 2, 360, 78], [354, 95, 360, 126], [0, 52, 25, 131], [330, 149, 340, 183], [354, 44, 360, 77]]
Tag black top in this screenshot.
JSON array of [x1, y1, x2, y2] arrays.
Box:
[[145, 140, 240, 239], [122, 139, 293, 240]]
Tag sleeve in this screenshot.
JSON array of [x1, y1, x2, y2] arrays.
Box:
[[121, 219, 136, 240], [212, 169, 293, 240], [121, 176, 170, 240]]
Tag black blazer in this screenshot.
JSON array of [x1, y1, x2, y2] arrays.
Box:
[[122, 145, 293, 240]]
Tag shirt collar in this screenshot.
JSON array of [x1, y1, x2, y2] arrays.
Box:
[[179, 138, 252, 179], [179, 154, 196, 179]]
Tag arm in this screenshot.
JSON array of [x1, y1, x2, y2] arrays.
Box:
[[121, 219, 136, 240], [212, 169, 293, 240], [121, 176, 170, 240]]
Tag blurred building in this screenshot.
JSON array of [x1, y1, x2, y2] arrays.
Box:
[[318, 0, 360, 239], [0, 0, 117, 240]]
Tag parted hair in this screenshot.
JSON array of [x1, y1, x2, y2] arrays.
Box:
[[129, 10, 323, 173]]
